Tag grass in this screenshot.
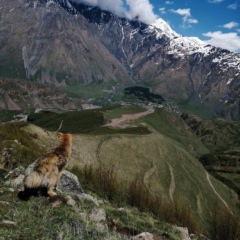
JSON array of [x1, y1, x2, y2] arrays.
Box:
[[27, 108, 151, 135], [2, 106, 239, 236], [207, 202, 240, 240], [62, 82, 116, 99], [101, 105, 146, 119], [176, 91, 213, 119], [0, 180, 128, 240], [0, 122, 45, 169], [0, 110, 27, 123], [199, 148, 240, 198], [70, 164, 198, 234], [143, 108, 209, 157]]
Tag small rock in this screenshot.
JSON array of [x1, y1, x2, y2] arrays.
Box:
[[132, 232, 154, 240], [0, 201, 10, 205], [118, 207, 129, 214], [175, 227, 191, 240], [90, 208, 106, 223], [4, 167, 25, 187], [77, 193, 103, 207], [0, 220, 17, 227], [89, 208, 107, 233], [5, 174, 25, 187], [66, 195, 76, 206]]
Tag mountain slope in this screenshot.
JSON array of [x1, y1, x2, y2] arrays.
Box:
[[0, 0, 240, 119], [23, 106, 239, 229]]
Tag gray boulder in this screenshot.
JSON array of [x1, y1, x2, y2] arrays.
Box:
[[57, 170, 84, 195]]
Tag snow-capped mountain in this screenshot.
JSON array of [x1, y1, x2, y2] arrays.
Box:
[[0, 0, 240, 119]]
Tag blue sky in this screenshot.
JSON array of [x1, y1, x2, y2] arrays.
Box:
[[152, 0, 240, 52], [73, 0, 240, 52]]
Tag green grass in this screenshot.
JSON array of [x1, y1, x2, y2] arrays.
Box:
[[27, 109, 151, 135], [3, 106, 239, 234], [176, 92, 213, 119], [102, 105, 147, 119], [0, 122, 46, 169], [0, 180, 128, 240], [62, 82, 116, 99], [143, 109, 209, 157], [0, 110, 25, 122]]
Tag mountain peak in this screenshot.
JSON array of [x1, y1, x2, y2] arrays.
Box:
[[149, 18, 179, 39]]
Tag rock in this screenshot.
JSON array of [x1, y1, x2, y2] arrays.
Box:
[[89, 208, 107, 233], [25, 160, 84, 195], [4, 166, 25, 187], [57, 170, 84, 195], [77, 193, 103, 207], [66, 195, 76, 206], [0, 201, 10, 205], [4, 166, 25, 179], [132, 232, 154, 240], [0, 220, 17, 227], [24, 161, 36, 176], [190, 234, 210, 240], [5, 174, 25, 187], [90, 208, 106, 223], [118, 207, 130, 214], [175, 227, 191, 240]]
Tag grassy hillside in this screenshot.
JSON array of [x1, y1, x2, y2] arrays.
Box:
[[182, 112, 240, 202], [20, 106, 239, 231]]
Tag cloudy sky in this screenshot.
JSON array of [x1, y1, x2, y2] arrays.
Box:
[[72, 0, 240, 52], [155, 0, 240, 52]]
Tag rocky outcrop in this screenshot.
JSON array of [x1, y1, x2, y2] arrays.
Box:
[[57, 170, 83, 195], [0, 78, 77, 110]]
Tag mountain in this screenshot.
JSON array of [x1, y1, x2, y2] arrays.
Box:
[[0, 0, 240, 119], [0, 77, 77, 110]]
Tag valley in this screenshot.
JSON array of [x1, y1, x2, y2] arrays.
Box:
[[0, 0, 239, 119], [10, 106, 239, 229], [0, 0, 240, 239]]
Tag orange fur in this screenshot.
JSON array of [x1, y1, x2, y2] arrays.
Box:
[[23, 132, 72, 197]]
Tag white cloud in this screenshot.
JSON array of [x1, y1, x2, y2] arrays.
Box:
[[170, 8, 198, 27], [159, 7, 166, 14], [71, 0, 158, 24], [228, 2, 237, 9], [203, 31, 240, 52], [165, 1, 174, 4], [222, 21, 239, 29], [126, 0, 158, 24], [171, 8, 191, 16], [208, 0, 224, 3]]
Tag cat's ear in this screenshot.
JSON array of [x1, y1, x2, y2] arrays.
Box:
[[66, 134, 72, 141], [57, 132, 63, 138]]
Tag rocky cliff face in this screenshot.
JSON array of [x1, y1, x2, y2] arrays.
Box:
[[0, 0, 240, 119], [0, 78, 76, 110]]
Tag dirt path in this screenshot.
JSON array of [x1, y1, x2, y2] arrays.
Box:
[[143, 160, 157, 192], [104, 109, 154, 129], [206, 172, 233, 214], [167, 162, 175, 201]]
